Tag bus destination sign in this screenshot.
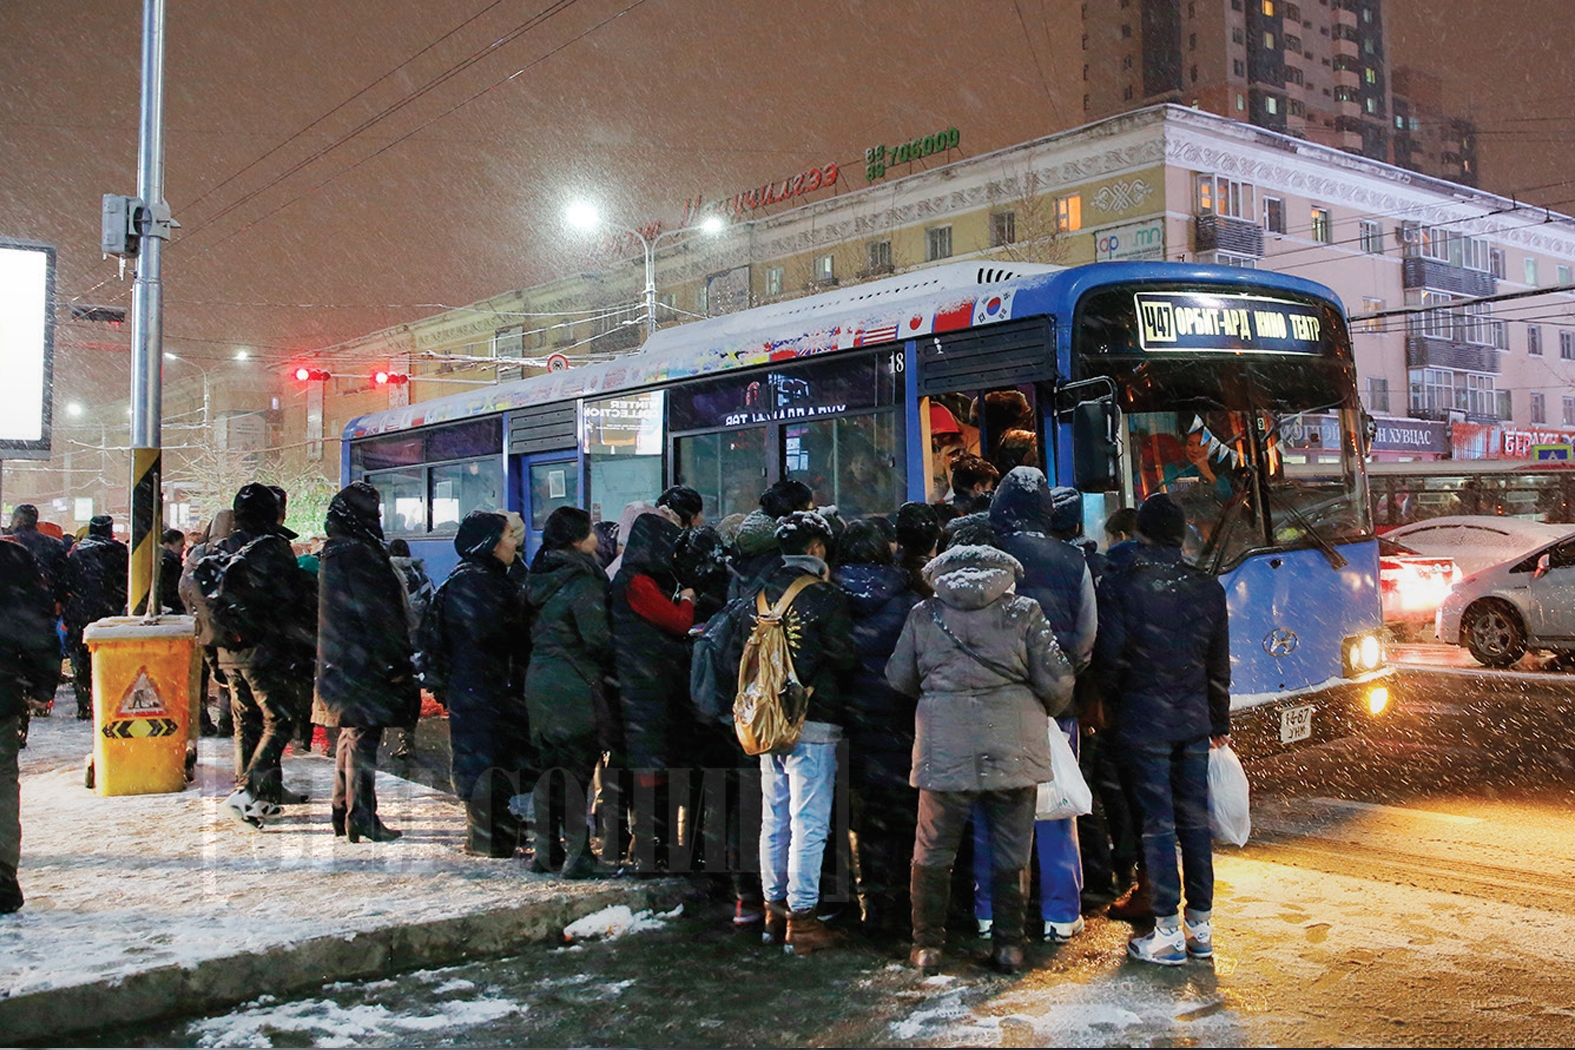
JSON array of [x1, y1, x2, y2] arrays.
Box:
[[1135, 292, 1324, 353]]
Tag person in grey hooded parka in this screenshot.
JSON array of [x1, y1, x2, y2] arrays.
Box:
[[886, 543, 1074, 974]]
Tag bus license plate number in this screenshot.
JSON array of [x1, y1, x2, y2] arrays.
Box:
[[1280, 704, 1314, 744]]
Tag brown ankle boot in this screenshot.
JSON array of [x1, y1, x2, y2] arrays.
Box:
[[785, 909, 838, 955], [763, 899, 789, 945], [1107, 871, 1152, 923]]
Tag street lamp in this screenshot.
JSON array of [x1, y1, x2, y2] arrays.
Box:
[[566, 203, 725, 340]]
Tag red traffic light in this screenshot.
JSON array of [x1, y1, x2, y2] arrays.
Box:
[[374, 371, 409, 385], [293, 367, 330, 382]]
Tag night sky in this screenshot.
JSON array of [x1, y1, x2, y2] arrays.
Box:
[[2, 0, 1570, 412]]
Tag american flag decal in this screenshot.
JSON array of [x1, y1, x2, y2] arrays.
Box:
[[853, 323, 900, 346]]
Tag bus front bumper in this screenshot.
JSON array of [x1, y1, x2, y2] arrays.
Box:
[[1228, 668, 1397, 760]]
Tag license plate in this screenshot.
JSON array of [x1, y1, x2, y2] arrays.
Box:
[[1280, 704, 1314, 744]]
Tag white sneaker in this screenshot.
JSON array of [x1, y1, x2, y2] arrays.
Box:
[[1127, 923, 1187, 966], [1044, 916, 1085, 942], [1184, 918, 1213, 958], [976, 918, 993, 938], [222, 788, 270, 829]]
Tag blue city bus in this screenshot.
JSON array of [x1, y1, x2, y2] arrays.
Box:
[[343, 260, 1393, 754]]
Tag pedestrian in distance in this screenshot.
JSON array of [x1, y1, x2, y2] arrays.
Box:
[[386, 537, 435, 761], [727, 510, 856, 955], [179, 510, 235, 738], [656, 484, 705, 529], [313, 482, 420, 843], [524, 506, 615, 877], [0, 538, 63, 914], [886, 542, 1074, 975], [159, 528, 186, 615], [8, 504, 70, 617], [62, 515, 127, 720], [1092, 493, 1231, 965]]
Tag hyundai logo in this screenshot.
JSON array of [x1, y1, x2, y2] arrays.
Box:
[[1263, 627, 1299, 657]]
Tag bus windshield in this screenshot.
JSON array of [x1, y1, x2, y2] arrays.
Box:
[[1076, 288, 1371, 571]]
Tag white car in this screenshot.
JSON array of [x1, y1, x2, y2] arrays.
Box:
[[1435, 528, 1575, 667], [1383, 516, 1570, 577]]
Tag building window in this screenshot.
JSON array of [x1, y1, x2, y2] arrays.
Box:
[[1367, 377, 1390, 413], [1289, 98, 1305, 116], [1285, 33, 1302, 51], [1285, 64, 1303, 84], [1528, 325, 1543, 356], [1234, 59, 1246, 76], [1262, 0, 1274, 13], [1411, 227, 1490, 271], [1233, 28, 1245, 44], [1265, 96, 1279, 115], [1286, 2, 1301, 20], [1310, 206, 1331, 243], [695, 283, 708, 314], [1489, 248, 1505, 278], [814, 254, 835, 283], [1360, 296, 1384, 332], [1365, 97, 1378, 114], [867, 239, 893, 274], [1564, 396, 1575, 426], [1123, 54, 1134, 69], [1359, 219, 1383, 254], [1531, 392, 1546, 424], [1192, 65, 1199, 82], [990, 211, 1017, 248], [1525, 257, 1539, 286], [925, 226, 952, 263], [1560, 265, 1573, 285], [1190, 32, 1197, 49], [1264, 197, 1286, 233], [1237, 93, 1246, 111], [1199, 250, 1257, 268], [1562, 330, 1575, 360], [1123, 85, 1134, 100], [1055, 194, 1083, 233], [766, 266, 783, 296], [1196, 174, 1254, 220], [1122, 24, 1132, 38]]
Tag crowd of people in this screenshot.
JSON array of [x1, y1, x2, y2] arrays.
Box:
[[0, 463, 1231, 974]]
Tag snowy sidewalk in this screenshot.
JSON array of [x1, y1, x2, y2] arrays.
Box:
[[0, 711, 685, 1043]]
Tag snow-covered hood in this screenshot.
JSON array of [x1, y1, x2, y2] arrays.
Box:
[[924, 544, 1022, 610], [988, 466, 1054, 536]]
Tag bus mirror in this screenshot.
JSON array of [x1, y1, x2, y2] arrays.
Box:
[[1072, 399, 1120, 492], [1361, 410, 1377, 457]]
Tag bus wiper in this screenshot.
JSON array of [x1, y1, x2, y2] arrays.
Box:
[[1271, 491, 1348, 570]]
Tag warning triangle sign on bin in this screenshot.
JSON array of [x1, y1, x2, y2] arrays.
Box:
[[115, 667, 168, 719]]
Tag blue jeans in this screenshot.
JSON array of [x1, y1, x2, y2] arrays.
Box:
[[974, 717, 1083, 924], [1119, 736, 1212, 920], [759, 738, 838, 914]]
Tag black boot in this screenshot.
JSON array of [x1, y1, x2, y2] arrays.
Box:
[[909, 864, 951, 972], [989, 868, 1029, 973]]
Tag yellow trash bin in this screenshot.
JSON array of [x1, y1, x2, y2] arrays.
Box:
[[83, 616, 201, 797]]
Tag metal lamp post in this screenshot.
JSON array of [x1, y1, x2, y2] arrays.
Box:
[[565, 204, 725, 340]]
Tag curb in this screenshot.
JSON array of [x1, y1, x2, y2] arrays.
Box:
[[1, 879, 692, 1044]]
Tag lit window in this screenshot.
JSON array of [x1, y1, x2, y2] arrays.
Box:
[[1237, 93, 1246, 111], [1056, 194, 1083, 232], [1310, 207, 1331, 243], [1360, 219, 1383, 254]]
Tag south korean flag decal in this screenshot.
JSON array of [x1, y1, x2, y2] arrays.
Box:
[[974, 289, 1014, 326]]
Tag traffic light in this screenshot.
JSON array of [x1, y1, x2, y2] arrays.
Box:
[[293, 367, 330, 382], [374, 370, 409, 385]]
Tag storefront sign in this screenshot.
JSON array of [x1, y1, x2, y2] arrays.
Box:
[[1454, 422, 1575, 460], [720, 164, 839, 218], [1372, 418, 1450, 455], [1096, 218, 1165, 262], [865, 127, 961, 181], [1135, 292, 1325, 353]]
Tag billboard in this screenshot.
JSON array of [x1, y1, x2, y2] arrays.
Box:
[[0, 239, 55, 459]]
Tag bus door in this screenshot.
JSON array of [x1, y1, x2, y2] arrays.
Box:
[[515, 450, 582, 561]]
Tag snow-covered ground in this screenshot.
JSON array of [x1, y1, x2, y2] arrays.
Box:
[[2, 708, 614, 1003]]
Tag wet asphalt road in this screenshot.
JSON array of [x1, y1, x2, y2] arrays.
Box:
[[77, 649, 1575, 1047]]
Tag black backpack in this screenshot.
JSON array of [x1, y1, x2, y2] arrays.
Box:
[[189, 537, 270, 650], [412, 582, 451, 697]]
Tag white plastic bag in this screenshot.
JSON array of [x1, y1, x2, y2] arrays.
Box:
[[1208, 743, 1252, 846], [1035, 722, 1093, 821]]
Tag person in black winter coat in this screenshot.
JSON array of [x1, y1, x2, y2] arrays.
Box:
[[439, 510, 532, 857], [524, 507, 614, 876], [894, 502, 941, 599], [833, 520, 922, 936], [1093, 493, 1230, 965], [1, 539, 62, 913], [62, 516, 128, 719], [8, 505, 70, 613], [312, 482, 420, 843], [213, 487, 314, 826], [609, 512, 695, 870], [159, 528, 186, 614]]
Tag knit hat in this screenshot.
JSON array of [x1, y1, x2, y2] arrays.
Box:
[[454, 509, 508, 558], [895, 501, 941, 557], [1049, 486, 1083, 536], [88, 514, 114, 539], [232, 483, 281, 534], [1136, 493, 1187, 547], [733, 508, 781, 557]]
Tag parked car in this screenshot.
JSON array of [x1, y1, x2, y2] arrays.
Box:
[[1378, 535, 1460, 637], [1435, 528, 1575, 667], [1383, 516, 1569, 577]]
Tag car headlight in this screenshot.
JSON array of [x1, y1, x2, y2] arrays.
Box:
[[1344, 631, 1386, 676]]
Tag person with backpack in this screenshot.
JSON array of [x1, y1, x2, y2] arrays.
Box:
[[386, 538, 434, 760], [727, 479, 814, 601], [208, 487, 314, 827], [312, 482, 420, 843], [885, 542, 1074, 975], [833, 520, 922, 939], [1092, 494, 1230, 966], [609, 511, 694, 872], [523, 507, 613, 877], [62, 516, 127, 720], [726, 511, 855, 955], [1, 538, 61, 914], [180, 511, 235, 738]]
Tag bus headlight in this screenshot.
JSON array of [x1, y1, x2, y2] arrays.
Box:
[[1367, 685, 1391, 716], [1344, 631, 1386, 676]]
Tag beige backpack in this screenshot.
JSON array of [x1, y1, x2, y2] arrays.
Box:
[[733, 576, 818, 756]]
